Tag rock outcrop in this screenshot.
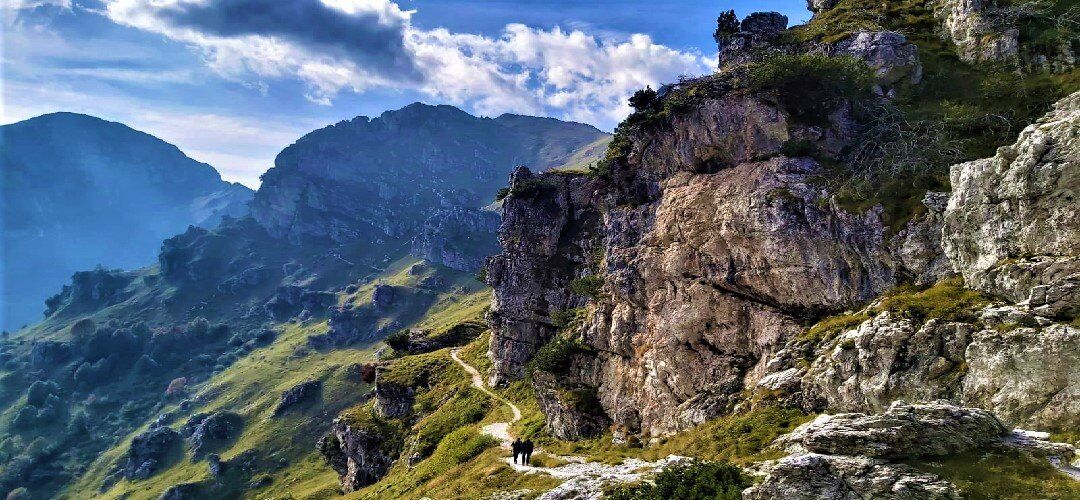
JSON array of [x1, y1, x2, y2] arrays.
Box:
[[933, 0, 1075, 72], [273, 380, 321, 417], [747, 401, 1008, 499], [318, 419, 396, 493], [116, 427, 181, 481], [944, 91, 1080, 318], [745, 453, 961, 500]]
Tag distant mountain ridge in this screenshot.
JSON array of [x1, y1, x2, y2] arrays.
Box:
[[1, 112, 252, 329], [251, 103, 609, 246]]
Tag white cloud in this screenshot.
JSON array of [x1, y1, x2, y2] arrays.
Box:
[[94, 0, 712, 129]]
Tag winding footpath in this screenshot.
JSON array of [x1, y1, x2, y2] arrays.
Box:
[[450, 348, 521, 448], [449, 348, 690, 499]]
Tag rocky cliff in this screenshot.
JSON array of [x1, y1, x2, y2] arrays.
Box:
[[485, 9, 1079, 443]]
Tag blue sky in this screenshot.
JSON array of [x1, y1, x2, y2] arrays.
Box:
[[2, 0, 809, 187]]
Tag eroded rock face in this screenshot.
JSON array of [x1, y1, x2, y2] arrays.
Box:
[[963, 324, 1080, 430], [748, 401, 1007, 499], [935, 0, 1019, 65], [780, 400, 1007, 459], [944, 91, 1080, 318], [745, 453, 960, 500], [801, 314, 973, 414], [889, 192, 952, 285], [485, 167, 603, 386], [319, 420, 395, 493], [830, 31, 923, 95]]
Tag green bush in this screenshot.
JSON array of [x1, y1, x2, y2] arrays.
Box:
[[607, 460, 750, 500], [570, 274, 604, 299], [530, 336, 593, 374], [749, 53, 874, 122]]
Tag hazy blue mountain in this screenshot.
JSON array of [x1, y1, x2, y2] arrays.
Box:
[[1, 112, 252, 330]]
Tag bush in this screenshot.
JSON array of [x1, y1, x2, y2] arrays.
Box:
[[26, 380, 59, 407], [569, 275, 604, 299], [530, 336, 592, 374], [629, 87, 659, 112], [607, 460, 750, 500], [749, 53, 873, 122], [385, 329, 411, 353]]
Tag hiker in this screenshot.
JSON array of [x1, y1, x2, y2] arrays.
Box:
[[511, 438, 523, 464], [523, 439, 534, 465]]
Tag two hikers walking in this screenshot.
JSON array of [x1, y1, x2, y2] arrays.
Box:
[[511, 438, 534, 465]]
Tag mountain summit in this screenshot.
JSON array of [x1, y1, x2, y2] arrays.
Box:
[[1, 112, 252, 329]]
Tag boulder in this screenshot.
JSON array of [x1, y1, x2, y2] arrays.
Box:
[[120, 426, 181, 480], [182, 411, 243, 458], [273, 380, 321, 417], [745, 453, 960, 499], [318, 419, 396, 493], [831, 31, 922, 96], [779, 400, 1007, 459]]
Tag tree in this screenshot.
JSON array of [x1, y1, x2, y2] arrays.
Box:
[[628, 87, 658, 112], [714, 10, 740, 44]]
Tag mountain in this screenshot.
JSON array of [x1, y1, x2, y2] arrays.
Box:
[[251, 103, 609, 248], [2, 4, 1078, 497], [0, 104, 609, 499], [1, 113, 253, 330]]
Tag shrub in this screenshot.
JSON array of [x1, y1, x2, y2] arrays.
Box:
[[714, 10, 740, 44], [385, 329, 411, 354], [607, 460, 750, 500], [569, 275, 604, 299], [530, 336, 593, 374], [26, 380, 59, 407], [749, 53, 873, 122], [629, 87, 659, 112], [560, 387, 603, 415]]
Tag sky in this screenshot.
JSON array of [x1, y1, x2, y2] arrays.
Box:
[[2, 0, 809, 188]]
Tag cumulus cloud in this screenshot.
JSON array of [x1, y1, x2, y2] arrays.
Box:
[[95, 0, 712, 127]]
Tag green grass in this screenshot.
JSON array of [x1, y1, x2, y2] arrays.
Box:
[[875, 277, 995, 322], [911, 448, 1080, 499], [539, 407, 814, 466], [800, 312, 871, 345]]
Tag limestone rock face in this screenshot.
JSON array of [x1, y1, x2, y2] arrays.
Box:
[[484, 167, 603, 385], [963, 324, 1080, 430], [780, 400, 1007, 459], [533, 371, 611, 440], [944, 91, 1080, 318], [889, 192, 952, 285], [717, 12, 788, 68], [935, 0, 1019, 65], [745, 453, 961, 500], [747, 401, 1008, 499], [831, 31, 923, 95], [801, 314, 974, 414], [320, 420, 395, 493]]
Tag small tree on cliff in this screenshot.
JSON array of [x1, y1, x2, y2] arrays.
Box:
[[714, 10, 740, 45], [628, 86, 658, 112]]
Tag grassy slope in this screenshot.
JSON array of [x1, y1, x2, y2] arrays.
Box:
[[58, 258, 490, 499]]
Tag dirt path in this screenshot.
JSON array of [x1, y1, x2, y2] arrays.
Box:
[[448, 348, 690, 498], [450, 348, 521, 447]]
